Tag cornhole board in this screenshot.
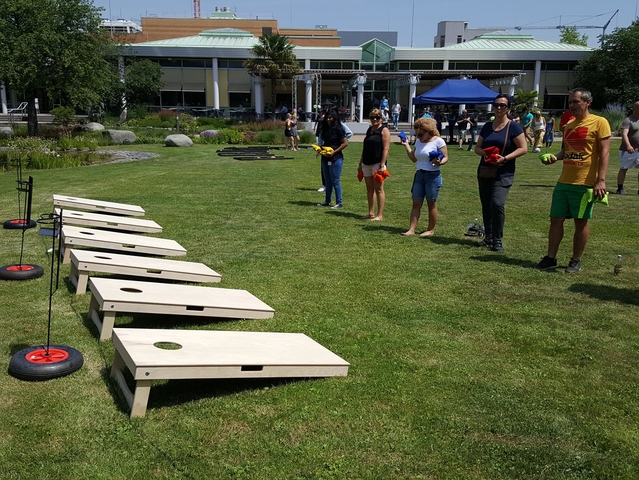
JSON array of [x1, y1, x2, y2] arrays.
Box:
[[60, 226, 186, 264], [111, 328, 350, 417], [56, 209, 162, 233], [88, 278, 275, 341], [53, 194, 145, 216], [69, 249, 221, 295]]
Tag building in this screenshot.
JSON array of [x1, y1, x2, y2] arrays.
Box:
[[434, 21, 505, 48]]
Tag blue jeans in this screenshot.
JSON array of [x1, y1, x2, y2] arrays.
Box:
[[321, 158, 343, 205], [393, 113, 399, 129]]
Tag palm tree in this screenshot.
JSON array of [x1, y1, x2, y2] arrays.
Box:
[[244, 33, 301, 110], [514, 89, 542, 114]]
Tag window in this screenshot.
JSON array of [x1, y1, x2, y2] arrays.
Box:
[[410, 62, 432, 70], [432, 62, 444, 70], [262, 27, 272, 35], [182, 59, 205, 68], [457, 35, 462, 44], [158, 58, 181, 68], [478, 62, 501, 70], [439, 35, 445, 47], [397, 62, 410, 71], [229, 92, 251, 108], [453, 62, 478, 70]]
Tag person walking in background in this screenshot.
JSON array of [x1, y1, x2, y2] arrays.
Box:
[[447, 110, 458, 144], [536, 88, 611, 273], [284, 113, 295, 150], [358, 109, 390, 221], [421, 108, 432, 119], [315, 110, 326, 192], [467, 110, 478, 151], [317, 111, 348, 209], [400, 117, 449, 237], [456, 110, 470, 150], [532, 110, 546, 153], [290, 110, 300, 151], [543, 113, 555, 148], [380, 95, 389, 117], [615, 101, 639, 195], [520, 107, 534, 147], [474, 94, 528, 253], [392, 100, 401, 131]]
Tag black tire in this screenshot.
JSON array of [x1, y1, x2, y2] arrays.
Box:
[[3, 219, 37, 230], [9, 345, 84, 381], [0, 264, 44, 280]]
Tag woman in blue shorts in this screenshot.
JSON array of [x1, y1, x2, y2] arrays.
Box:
[[400, 117, 448, 236]]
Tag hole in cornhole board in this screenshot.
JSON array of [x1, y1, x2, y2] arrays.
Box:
[[153, 342, 182, 350], [120, 287, 143, 293]]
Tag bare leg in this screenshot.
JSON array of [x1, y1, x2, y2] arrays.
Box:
[[547, 216, 565, 258], [617, 168, 628, 186], [372, 179, 385, 220], [364, 176, 375, 218], [420, 200, 438, 236], [572, 219, 590, 260], [401, 199, 423, 235]]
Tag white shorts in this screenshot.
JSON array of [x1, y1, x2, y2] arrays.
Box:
[[619, 150, 639, 170], [361, 163, 381, 177]]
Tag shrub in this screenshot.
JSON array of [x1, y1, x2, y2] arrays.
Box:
[[50, 106, 77, 126], [594, 103, 626, 134]]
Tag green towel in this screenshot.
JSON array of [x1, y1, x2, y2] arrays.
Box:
[[579, 188, 609, 217]]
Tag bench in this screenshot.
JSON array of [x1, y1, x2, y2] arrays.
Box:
[[60, 226, 186, 264], [88, 277, 275, 341], [53, 194, 145, 216], [69, 249, 221, 295], [57, 209, 162, 233], [111, 328, 350, 417]]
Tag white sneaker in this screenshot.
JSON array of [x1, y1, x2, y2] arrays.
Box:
[[317, 186, 326, 192], [533, 148, 541, 153]]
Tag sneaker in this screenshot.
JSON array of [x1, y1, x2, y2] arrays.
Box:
[[565, 258, 581, 273], [331, 203, 343, 209], [491, 238, 505, 253], [474, 236, 493, 248], [536, 255, 557, 270], [533, 148, 541, 153], [317, 202, 330, 207], [616, 188, 627, 195], [318, 186, 326, 192]]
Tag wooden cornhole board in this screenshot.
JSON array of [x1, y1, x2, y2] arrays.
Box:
[[60, 226, 186, 264], [53, 194, 145, 216], [69, 249, 221, 295], [111, 328, 350, 417], [56, 209, 162, 233], [88, 278, 275, 341]]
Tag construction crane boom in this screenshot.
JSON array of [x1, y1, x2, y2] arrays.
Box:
[[484, 9, 619, 36]]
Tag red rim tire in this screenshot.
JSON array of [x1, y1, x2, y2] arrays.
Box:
[[3, 219, 37, 229], [9, 345, 84, 381], [0, 264, 44, 280]]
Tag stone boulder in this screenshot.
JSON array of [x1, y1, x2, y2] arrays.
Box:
[[80, 122, 105, 132], [165, 134, 193, 147], [0, 126, 14, 136], [103, 129, 137, 143]]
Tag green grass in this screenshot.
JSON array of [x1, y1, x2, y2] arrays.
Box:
[[1, 141, 639, 479]]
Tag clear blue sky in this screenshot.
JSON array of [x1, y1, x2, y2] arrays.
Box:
[[93, 0, 635, 48]]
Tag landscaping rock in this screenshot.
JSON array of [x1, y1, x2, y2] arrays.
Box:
[[80, 122, 105, 132], [0, 126, 14, 135], [165, 134, 193, 147], [103, 129, 137, 143]]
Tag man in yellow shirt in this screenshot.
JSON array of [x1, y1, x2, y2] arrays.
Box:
[[536, 88, 611, 273]]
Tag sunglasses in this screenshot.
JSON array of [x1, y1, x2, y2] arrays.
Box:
[[370, 116, 381, 120], [493, 103, 509, 108]]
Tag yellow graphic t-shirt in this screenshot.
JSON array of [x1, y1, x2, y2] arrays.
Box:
[[559, 114, 611, 186]]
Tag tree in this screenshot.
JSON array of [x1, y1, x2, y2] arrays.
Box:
[[243, 34, 301, 109], [513, 89, 541, 113], [0, 0, 118, 135], [104, 58, 165, 117], [574, 20, 639, 109], [560, 27, 588, 47]]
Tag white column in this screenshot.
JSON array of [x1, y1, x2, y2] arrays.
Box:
[[0, 84, 7, 114], [212, 57, 220, 110], [395, 86, 401, 104], [409, 74, 420, 127], [305, 58, 310, 70], [350, 90, 355, 122], [533, 60, 541, 106], [305, 80, 312, 120], [509, 76, 518, 98], [254, 76, 264, 115], [118, 56, 127, 123], [443, 59, 449, 71], [356, 74, 366, 123]]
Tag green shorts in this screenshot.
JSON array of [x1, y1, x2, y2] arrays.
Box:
[[550, 182, 594, 219]]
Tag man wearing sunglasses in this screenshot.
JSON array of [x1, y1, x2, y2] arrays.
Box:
[[537, 88, 611, 273]]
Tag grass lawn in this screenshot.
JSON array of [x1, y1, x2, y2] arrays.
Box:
[[1, 139, 638, 479]]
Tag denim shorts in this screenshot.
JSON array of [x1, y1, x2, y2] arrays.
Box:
[[411, 170, 442, 201]]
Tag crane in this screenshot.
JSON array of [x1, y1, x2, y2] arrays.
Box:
[[194, 0, 201, 19], [484, 10, 619, 41]]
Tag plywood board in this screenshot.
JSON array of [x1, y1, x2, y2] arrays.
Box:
[[88, 277, 274, 340], [69, 249, 221, 294], [56, 208, 162, 233], [60, 226, 186, 263], [111, 328, 349, 417], [53, 194, 145, 216]]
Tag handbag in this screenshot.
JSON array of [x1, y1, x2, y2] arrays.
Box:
[[478, 121, 511, 179]]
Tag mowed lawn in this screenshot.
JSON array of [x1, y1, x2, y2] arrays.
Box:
[[1, 139, 638, 479]]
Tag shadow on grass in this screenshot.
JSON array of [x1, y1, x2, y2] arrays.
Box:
[[9, 343, 34, 356], [289, 200, 323, 207], [470, 254, 539, 268], [326, 210, 363, 220], [518, 184, 555, 189], [568, 283, 639, 306], [361, 224, 406, 235], [295, 187, 321, 192], [429, 235, 484, 247]]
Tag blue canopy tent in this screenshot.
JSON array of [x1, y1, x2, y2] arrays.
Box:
[[413, 79, 499, 105]]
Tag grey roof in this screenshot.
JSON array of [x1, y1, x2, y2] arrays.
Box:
[[442, 33, 592, 51], [131, 28, 259, 48]]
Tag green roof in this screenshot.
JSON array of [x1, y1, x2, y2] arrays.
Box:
[[442, 33, 592, 51], [134, 28, 258, 48]]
